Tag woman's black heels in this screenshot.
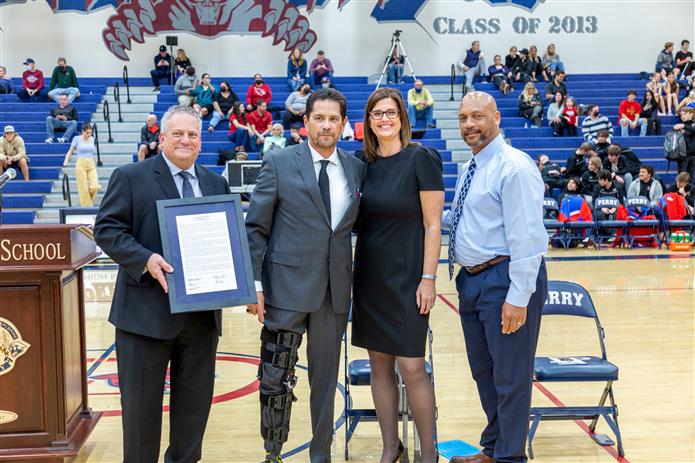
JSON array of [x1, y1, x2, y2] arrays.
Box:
[[392, 440, 404, 462]]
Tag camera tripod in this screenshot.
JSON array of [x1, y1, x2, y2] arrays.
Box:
[[376, 30, 417, 88]]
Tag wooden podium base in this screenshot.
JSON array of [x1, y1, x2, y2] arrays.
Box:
[[1, 411, 102, 463]]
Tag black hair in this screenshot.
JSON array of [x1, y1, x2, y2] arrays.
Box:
[[185, 66, 195, 76], [683, 39, 690, 46], [598, 169, 612, 182], [82, 122, 93, 132], [640, 164, 654, 176], [305, 88, 347, 119], [627, 89, 637, 97]]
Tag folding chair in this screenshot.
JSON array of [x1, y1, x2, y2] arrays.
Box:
[[592, 196, 627, 248], [343, 310, 436, 461], [543, 198, 564, 247], [558, 195, 595, 249], [625, 196, 661, 248], [659, 193, 695, 244], [528, 281, 624, 459]]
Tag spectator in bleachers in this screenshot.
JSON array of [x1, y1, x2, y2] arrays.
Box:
[[664, 73, 680, 116], [228, 101, 254, 153], [589, 130, 612, 161], [282, 82, 311, 129], [616, 144, 643, 178], [407, 79, 435, 128], [538, 154, 565, 192], [641, 90, 661, 135], [667, 172, 695, 215], [547, 91, 565, 136], [656, 42, 679, 79], [137, 114, 160, 161], [676, 39, 694, 80], [558, 177, 581, 205], [618, 90, 647, 137], [286, 127, 306, 146], [566, 142, 594, 178], [0, 126, 29, 180], [386, 47, 405, 84], [593, 170, 623, 226], [457, 40, 486, 91], [0, 66, 13, 94], [488, 55, 512, 95], [519, 82, 543, 127], [561, 97, 580, 137], [646, 72, 666, 115], [542, 43, 566, 77], [544, 70, 567, 102], [603, 144, 633, 187], [246, 73, 272, 111], [581, 104, 614, 143], [17, 58, 47, 102], [62, 122, 99, 207], [248, 100, 273, 152], [47, 57, 80, 103], [175, 66, 198, 107], [174, 48, 191, 80], [511, 48, 534, 84], [320, 76, 338, 90], [208, 81, 239, 132], [309, 50, 334, 88], [581, 156, 603, 202], [45, 94, 78, 143], [505, 46, 520, 77], [262, 123, 286, 156], [287, 48, 307, 91], [673, 107, 695, 178], [628, 165, 663, 207], [676, 90, 695, 112], [529, 45, 549, 82], [150, 45, 172, 91], [192, 73, 215, 117]]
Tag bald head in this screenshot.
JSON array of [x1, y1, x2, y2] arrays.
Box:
[[146, 114, 157, 127], [458, 92, 501, 153]]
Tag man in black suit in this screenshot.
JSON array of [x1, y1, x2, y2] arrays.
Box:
[[94, 105, 230, 463]]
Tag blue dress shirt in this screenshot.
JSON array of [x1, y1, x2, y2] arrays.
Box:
[[445, 133, 547, 307], [161, 154, 202, 198]]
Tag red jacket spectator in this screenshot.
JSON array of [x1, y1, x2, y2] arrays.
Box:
[[619, 100, 642, 122], [23, 68, 44, 91], [247, 108, 272, 135], [246, 81, 272, 107], [562, 105, 579, 126]]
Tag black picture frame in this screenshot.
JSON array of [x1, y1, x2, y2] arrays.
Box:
[[156, 194, 256, 313]]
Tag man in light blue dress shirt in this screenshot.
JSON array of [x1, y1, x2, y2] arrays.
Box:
[[447, 92, 548, 463]]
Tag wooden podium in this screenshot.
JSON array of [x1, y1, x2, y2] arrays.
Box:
[[0, 225, 101, 462]]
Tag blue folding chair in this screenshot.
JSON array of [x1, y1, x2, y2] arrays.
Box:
[[625, 196, 661, 248], [559, 195, 596, 249], [343, 309, 436, 461], [658, 194, 695, 244], [543, 197, 564, 247], [529, 281, 624, 459], [592, 196, 627, 248]]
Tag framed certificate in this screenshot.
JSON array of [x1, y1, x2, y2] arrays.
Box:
[[156, 194, 257, 313]]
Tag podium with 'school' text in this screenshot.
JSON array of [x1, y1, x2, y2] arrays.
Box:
[[0, 225, 101, 462]]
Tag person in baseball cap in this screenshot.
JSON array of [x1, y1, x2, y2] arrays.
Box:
[[18, 58, 47, 102], [151, 45, 172, 91], [1, 125, 29, 180]]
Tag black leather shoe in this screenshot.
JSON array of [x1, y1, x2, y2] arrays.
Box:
[[393, 440, 404, 462]]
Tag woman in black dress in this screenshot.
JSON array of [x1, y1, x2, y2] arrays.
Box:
[[352, 88, 444, 463]]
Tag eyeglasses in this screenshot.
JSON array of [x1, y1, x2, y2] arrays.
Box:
[[369, 109, 400, 120]]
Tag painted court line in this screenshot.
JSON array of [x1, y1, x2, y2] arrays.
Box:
[[437, 293, 629, 463]]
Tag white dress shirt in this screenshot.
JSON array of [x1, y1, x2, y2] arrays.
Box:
[[446, 133, 547, 307], [308, 142, 351, 230], [162, 154, 202, 198]]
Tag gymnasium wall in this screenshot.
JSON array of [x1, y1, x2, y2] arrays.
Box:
[[0, 0, 693, 78]]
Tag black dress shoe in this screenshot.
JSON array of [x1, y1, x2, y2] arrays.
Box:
[[393, 439, 404, 462]]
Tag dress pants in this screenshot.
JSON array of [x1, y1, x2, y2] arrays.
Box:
[[261, 288, 348, 463], [456, 259, 548, 463], [115, 312, 218, 463]]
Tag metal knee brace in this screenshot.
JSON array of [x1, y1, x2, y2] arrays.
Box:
[[258, 327, 302, 444]]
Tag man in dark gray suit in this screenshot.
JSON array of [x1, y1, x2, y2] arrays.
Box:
[[95, 105, 229, 463], [246, 88, 365, 463]]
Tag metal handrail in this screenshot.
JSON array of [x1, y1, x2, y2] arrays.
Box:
[[114, 82, 123, 122], [450, 63, 455, 101], [102, 100, 113, 143], [62, 173, 72, 207], [92, 122, 103, 167], [122, 65, 131, 104]]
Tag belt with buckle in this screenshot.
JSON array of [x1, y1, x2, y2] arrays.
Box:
[[464, 255, 510, 275]]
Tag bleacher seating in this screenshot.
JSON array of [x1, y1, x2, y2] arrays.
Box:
[[0, 73, 683, 226]]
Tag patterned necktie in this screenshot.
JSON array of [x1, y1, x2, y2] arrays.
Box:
[[448, 158, 477, 279], [318, 160, 331, 223], [178, 171, 195, 198]]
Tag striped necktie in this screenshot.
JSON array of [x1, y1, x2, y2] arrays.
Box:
[[448, 158, 477, 279]]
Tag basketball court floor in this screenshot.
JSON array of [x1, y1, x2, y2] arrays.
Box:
[[73, 247, 694, 463]]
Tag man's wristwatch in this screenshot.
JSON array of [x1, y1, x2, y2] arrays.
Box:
[[421, 273, 437, 281]]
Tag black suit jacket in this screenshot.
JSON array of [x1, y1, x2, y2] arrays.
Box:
[[94, 154, 230, 339]]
